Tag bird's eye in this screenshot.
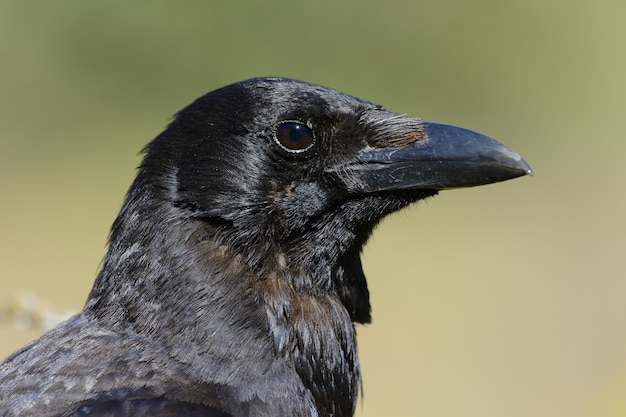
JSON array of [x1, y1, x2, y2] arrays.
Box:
[[274, 122, 315, 153]]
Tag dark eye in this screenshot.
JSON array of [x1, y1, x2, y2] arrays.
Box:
[[274, 122, 315, 153]]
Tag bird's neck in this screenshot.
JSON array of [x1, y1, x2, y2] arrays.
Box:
[[259, 270, 360, 417], [86, 185, 361, 416]]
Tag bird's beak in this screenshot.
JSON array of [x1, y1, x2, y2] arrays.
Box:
[[340, 121, 533, 192]]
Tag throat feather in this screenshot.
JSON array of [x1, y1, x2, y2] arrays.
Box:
[[261, 273, 359, 417]]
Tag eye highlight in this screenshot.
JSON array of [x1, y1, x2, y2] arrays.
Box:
[[274, 122, 315, 153]]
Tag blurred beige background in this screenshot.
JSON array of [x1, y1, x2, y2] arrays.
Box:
[[1, 1, 625, 416]]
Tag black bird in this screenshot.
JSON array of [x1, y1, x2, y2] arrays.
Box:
[[0, 78, 532, 417]]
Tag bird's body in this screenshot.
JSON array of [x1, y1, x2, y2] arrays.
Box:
[[0, 78, 531, 416]]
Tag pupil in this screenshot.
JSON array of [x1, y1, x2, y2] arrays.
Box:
[[290, 128, 303, 142]]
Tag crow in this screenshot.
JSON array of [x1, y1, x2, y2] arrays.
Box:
[[0, 77, 532, 417]]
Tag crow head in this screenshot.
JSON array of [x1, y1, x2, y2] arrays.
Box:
[[122, 77, 531, 325]]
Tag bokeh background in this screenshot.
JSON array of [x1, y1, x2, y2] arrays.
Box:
[[1, 1, 625, 416]]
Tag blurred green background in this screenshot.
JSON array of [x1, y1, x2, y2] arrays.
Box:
[[1, 1, 625, 416]]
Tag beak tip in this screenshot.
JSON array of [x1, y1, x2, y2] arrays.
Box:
[[524, 163, 535, 177], [511, 159, 533, 178], [513, 156, 534, 177]]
